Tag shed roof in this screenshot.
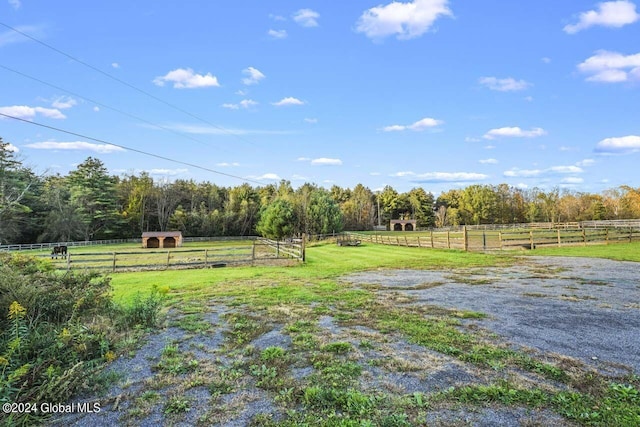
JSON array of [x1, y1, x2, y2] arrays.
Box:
[[142, 231, 183, 238]]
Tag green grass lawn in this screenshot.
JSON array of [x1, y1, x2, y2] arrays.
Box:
[[529, 241, 640, 262]]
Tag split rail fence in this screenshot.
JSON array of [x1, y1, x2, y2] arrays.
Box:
[[346, 226, 640, 252], [44, 237, 304, 273]]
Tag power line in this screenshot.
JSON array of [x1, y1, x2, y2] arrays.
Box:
[[0, 63, 231, 153], [0, 112, 266, 185], [0, 21, 263, 151]]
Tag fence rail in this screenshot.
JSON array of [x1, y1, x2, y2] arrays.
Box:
[[346, 226, 640, 252], [39, 238, 304, 272]]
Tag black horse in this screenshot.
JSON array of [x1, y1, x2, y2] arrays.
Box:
[[51, 245, 68, 259]]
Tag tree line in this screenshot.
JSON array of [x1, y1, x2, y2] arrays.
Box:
[[1, 138, 639, 244]]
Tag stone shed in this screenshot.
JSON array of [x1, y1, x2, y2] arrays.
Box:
[[390, 220, 417, 231], [142, 231, 183, 249]]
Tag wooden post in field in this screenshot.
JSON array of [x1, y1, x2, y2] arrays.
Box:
[[447, 231, 451, 249], [463, 226, 468, 251], [302, 233, 306, 262], [557, 229, 561, 247], [582, 228, 587, 246], [166, 250, 170, 268], [404, 236, 408, 246], [630, 228, 633, 243], [205, 249, 209, 268], [605, 228, 609, 245], [417, 236, 422, 247], [430, 230, 434, 248], [396, 236, 400, 246], [529, 230, 534, 250], [498, 232, 503, 250], [112, 252, 116, 272], [276, 240, 280, 258]]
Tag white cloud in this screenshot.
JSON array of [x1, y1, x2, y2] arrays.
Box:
[[370, 172, 381, 176], [311, 158, 342, 166], [0, 25, 44, 47], [242, 67, 266, 85], [0, 105, 66, 120], [383, 117, 443, 132], [504, 165, 584, 177], [292, 9, 320, 27], [564, 0, 639, 34], [269, 14, 286, 21], [595, 135, 640, 153], [483, 126, 547, 140], [524, 96, 534, 102], [248, 173, 281, 181], [304, 118, 318, 124], [25, 141, 125, 153], [516, 183, 529, 189], [51, 96, 77, 109], [355, 0, 452, 40], [561, 177, 584, 184], [148, 168, 189, 176], [541, 57, 552, 64], [392, 171, 488, 182], [267, 29, 288, 39], [93, 106, 100, 112], [215, 162, 240, 167], [479, 77, 531, 92], [153, 68, 220, 89], [296, 157, 311, 161], [576, 158, 595, 167], [222, 99, 258, 110], [479, 158, 498, 164], [162, 123, 293, 136], [6, 143, 19, 152], [465, 136, 481, 142], [111, 62, 120, 69], [8, 0, 20, 9], [272, 97, 305, 106], [577, 50, 640, 83], [292, 174, 308, 181], [484, 145, 496, 150]]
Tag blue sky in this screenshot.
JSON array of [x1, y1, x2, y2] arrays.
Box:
[[1, 0, 639, 194]]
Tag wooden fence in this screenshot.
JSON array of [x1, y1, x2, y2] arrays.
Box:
[[44, 238, 304, 272], [346, 226, 640, 252]]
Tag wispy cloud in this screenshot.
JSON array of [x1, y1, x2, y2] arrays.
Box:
[[8, 0, 20, 9], [153, 68, 220, 89], [267, 29, 288, 39], [25, 140, 125, 153], [304, 118, 318, 124], [272, 97, 305, 107], [355, 0, 452, 40], [242, 67, 266, 85], [247, 173, 281, 181], [483, 126, 547, 140], [479, 76, 531, 91], [0, 105, 66, 120], [222, 99, 258, 110], [148, 168, 189, 176], [51, 96, 77, 109], [564, 0, 639, 34], [392, 170, 488, 183], [311, 158, 343, 166], [215, 162, 240, 167], [292, 9, 320, 27], [383, 117, 443, 132], [0, 25, 44, 47], [595, 135, 640, 154], [161, 123, 293, 136], [577, 50, 640, 83], [479, 158, 498, 164], [503, 165, 583, 177]]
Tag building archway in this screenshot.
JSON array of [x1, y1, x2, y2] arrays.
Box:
[[404, 222, 414, 231], [146, 237, 160, 248], [164, 237, 176, 248]]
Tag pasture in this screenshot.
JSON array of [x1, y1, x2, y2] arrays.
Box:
[[47, 240, 640, 426]]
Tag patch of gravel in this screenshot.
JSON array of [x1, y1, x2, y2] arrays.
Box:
[[343, 256, 640, 374], [424, 407, 574, 427], [249, 327, 291, 350]]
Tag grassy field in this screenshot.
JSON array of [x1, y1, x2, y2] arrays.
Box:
[[528, 241, 640, 262], [87, 241, 640, 426]]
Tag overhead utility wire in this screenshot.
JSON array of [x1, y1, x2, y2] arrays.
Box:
[[0, 22, 262, 150], [0, 63, 231, 153], [0, 112, 265, 186]]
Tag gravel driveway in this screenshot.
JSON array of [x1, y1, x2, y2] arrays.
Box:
[[342, 256, 640, 374]]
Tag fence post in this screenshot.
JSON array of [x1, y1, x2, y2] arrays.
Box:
[[557, 229, 561, 247], [430, 230, 434, 248], [530, 230, 534, 250], [205, 249, 209, 268], [630, 228, 633, 243], [166, 250, 170, 268], [396, 236, 400, 246], [582, 228, 587, 246], [404, 236, 408, 246], [463, 226, 468, 251], [66, 253, 71, 271], [417, 236, 421, 247], [605, 228, 609, 245], [276, 241, 280, 258], [112, 252, 116, 273], [482, 231, 487, 251], [302, 233, 306, 262], [447, 231, 451, 249], [498, 231, 503, 250]]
